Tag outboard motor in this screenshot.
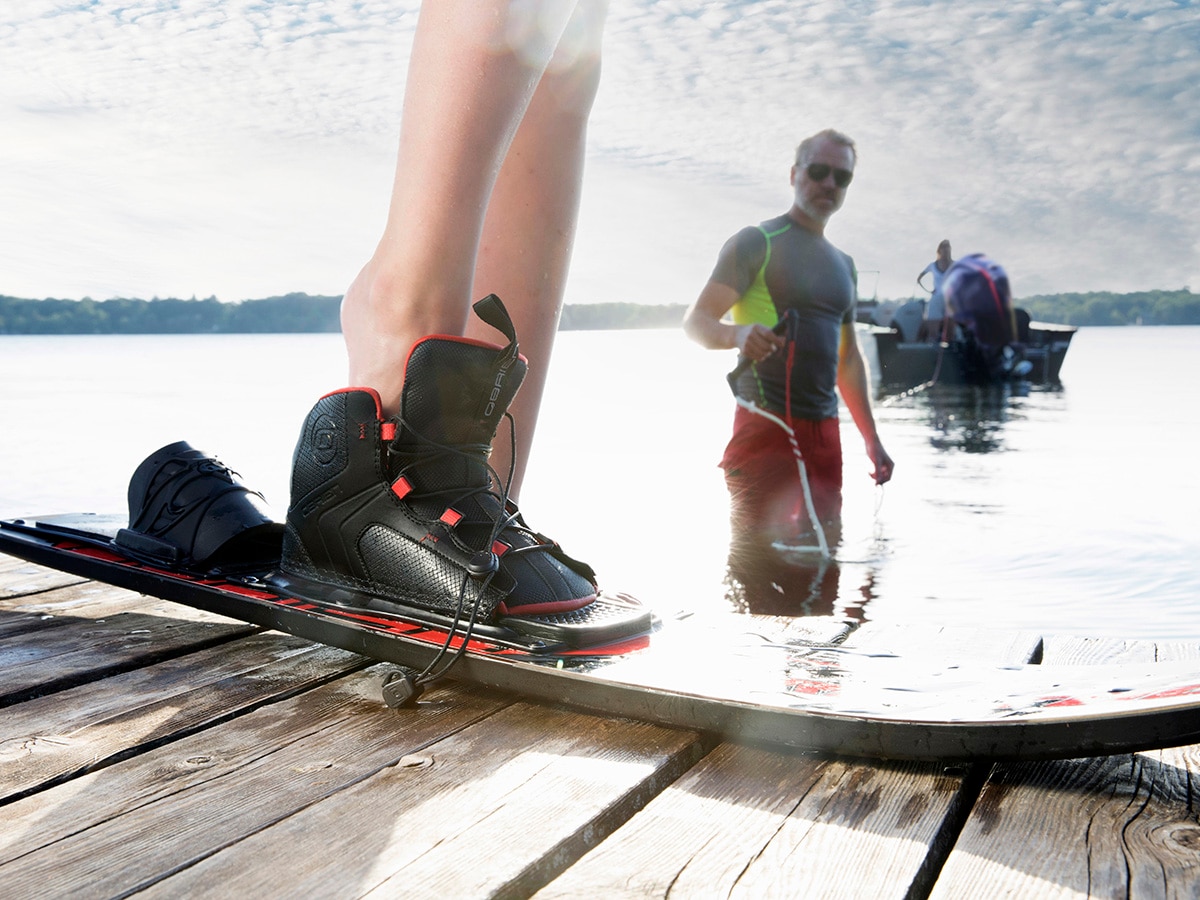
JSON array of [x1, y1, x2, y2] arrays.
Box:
[[942, 254, 1029, 381]]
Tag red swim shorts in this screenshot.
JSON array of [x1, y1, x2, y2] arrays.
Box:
[[719, 405, 842, 538]]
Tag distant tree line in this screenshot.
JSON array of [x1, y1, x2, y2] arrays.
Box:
[[0, 293, 341, 334], [1016, 288, 1199, 327], [2, 288, 1197, 334], [0, 293, 690, 334]]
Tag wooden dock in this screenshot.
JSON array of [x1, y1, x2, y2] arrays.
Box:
[[3, 553, 1200, 898]]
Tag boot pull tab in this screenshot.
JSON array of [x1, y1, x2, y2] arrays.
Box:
[[473, 294, 519, 357]]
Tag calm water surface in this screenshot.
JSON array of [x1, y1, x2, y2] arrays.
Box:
[[1, 326, 1197, 639]]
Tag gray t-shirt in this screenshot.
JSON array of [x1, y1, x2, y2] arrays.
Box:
[[711, 214, 857, 420]]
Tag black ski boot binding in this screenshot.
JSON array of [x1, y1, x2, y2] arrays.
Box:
[[115, 441, 283, 574], [278, 294, 650, 648]]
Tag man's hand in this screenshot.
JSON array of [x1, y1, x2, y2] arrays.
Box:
[[869, 442, 895, 485], [736, 323, 786, 362]]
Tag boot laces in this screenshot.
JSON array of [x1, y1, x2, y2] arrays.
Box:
[[385, 414, 533, 552], [383, 410, 557, 691]]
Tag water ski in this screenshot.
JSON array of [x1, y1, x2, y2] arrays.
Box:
[[6, 507, 1200, 762]]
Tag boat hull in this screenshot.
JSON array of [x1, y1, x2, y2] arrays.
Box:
[[864, 315, 1076, 391]]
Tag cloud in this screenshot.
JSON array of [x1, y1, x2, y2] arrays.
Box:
[[1, 0, 1196, 301], [0, 0, 418, 300], [592, 0, 1199, 296]]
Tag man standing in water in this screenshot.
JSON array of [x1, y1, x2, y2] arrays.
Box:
[[917, 239, 954, 340], [683, 128, 893, 544]]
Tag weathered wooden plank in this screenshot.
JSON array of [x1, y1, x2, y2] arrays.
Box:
[[0, 669, 514, 880], [0, 610, 256, 706], [841, 620, 1044, 664], [0, 669, 701, 899], [930, 636, 1200, 899], [0, 578, 175, 618], [0, 561, 242, 622], [133, 703, 704, 899], [746, 614, 857, 646], [1040, 633, 1159, 665], [536, 621, 1039, 899], [0, 610, 72, 639], [0, 553, 87, 598], [537, 741, 971, 899], [933, 748, 1200, 900], [0, 632, 366, 801]]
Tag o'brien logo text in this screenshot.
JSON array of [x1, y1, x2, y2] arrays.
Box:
[[484, 355, 517, 418]]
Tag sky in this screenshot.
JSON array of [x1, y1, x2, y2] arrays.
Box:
[[2, 0, 1198, 305]]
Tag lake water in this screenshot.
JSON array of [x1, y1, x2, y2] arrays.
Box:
[[1, 326, 1197, 639]]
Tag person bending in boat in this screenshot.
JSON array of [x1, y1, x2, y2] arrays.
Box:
[[683, 128, 894, 545], [917, 239, 954, 341], [943, 253, 1028, 381]]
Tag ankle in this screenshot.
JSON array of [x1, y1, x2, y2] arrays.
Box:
[[341, 265, 477, 416], [339, 268, 421, 416]]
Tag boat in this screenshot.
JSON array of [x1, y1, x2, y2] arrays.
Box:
[[860, 299, 1077, 390]]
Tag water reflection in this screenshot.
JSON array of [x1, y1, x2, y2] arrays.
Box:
[[721, 379, 1067, 620], [925, 385, 1012, 454], [918, 382, 1039, 454], [724, 534, 840, 617], [722, 516, 881, 622]]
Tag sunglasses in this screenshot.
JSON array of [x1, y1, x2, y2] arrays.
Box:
[[805, 163, 854, 188]]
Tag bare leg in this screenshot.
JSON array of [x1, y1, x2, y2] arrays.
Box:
[[340, 0, 589, 418], [466, 4, 605, 495]]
